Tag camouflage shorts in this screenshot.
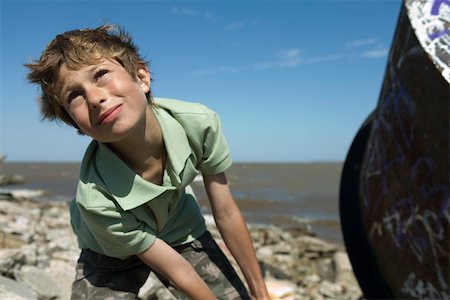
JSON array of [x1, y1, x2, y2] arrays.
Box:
[[71, 231, 250, 299]]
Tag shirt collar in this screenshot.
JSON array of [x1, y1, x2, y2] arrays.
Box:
[[93, 142, 171, 211], [152, 105, 192, 177]]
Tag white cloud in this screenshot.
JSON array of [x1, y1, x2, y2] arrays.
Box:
[[254, 62, 276, 70], [277, 48, 301, 67], [303, 53, 344, 64], [362, 48, 389, 58], [193, 48, 347, 76], [171, 6, 215, 21], [344, 37, 388, 59], [256, 49, 342, 69], [253, 48, 301, 70], [228, 18, 259, 30], [346, 37, 378, 48]]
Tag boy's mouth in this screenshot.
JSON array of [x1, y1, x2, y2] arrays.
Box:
[[97, 104, 123, 125]]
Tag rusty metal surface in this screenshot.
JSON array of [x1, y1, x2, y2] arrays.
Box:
[[360, 2, 449, 299], [341, 0, 449, 299]]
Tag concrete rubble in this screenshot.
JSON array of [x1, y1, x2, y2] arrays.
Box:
[[0, 195, 362, 300]]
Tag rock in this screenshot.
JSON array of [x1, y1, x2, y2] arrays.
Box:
[[0, 197, 364, 299], [333, 252, 359, 287], [50, 250, 80, 264], [303, 274, 321, 286], [0, 188, 47, 202], [261, 262, 291, 280], [15, 266, 62, 300], [256, 245, 274, 260], [296, 236, 338, 253], [8, 189, 46, 200], [318, 280, 344, 298], [0, 174, 25, 186], [0, 231, 26, 249], [333, 252, 362, 299], [0, 200, 30, 216], [317, 258, 335, 282], [138, 272, 177, 300], [0, 248, 26, 276], [20, 245, 39, 266], [45, 229, 78, 253], [266, 279, 297, 299], [0, 289, 28, 300], [45, 260, 77, 300], [0, 275, 37, 300]]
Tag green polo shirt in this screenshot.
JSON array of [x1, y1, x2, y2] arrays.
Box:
[[70, 98, 232, 259]]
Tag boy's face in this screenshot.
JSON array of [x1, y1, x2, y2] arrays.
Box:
[[58, 59, 150, 143]]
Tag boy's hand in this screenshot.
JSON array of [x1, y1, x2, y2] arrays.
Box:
[[137, 238, 216, 299]]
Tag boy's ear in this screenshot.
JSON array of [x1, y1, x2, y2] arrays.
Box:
[[137, 68, 151, 93]]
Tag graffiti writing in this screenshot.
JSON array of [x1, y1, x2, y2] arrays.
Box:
[[431, 0, 450, 15], [402, 272, 448, 299], [362, 61, 449, 298], [429, 0, 450, 40]]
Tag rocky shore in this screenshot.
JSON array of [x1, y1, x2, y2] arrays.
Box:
[[0, 194, 362, 300]]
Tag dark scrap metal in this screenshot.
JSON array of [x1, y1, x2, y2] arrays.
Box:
[[340, 0, 449, 299]]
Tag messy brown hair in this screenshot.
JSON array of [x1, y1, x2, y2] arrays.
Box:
[[25, 24, 152, 132]]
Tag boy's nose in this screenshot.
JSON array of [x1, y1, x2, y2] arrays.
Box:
[[85, 87, 107, 107]]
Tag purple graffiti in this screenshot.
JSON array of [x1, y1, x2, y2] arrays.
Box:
[[428, 0, 450, 43], [431, 0, 450, 15], [429, 29, 450, 40]]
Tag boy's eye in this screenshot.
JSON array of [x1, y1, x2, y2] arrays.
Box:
[[94, 69, 109, 80], [67, 91, 83, 103]]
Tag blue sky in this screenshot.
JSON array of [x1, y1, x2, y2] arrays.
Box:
[[1, 0, 402, 162]]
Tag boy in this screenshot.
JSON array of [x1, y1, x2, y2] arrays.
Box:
[[26, 25, 269, 299]]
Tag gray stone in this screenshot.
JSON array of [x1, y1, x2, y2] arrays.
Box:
[[317, 258, 335, 282], [138, 272, 176, 300], [261, 262, 291, 280], [0, 197, 365, 300], [0, 231, 26, 249], [0, 248, 25, 276], [319, 280, 343, 298], [296, 236, 338, 253], [303, 274, 321, 287], [0, 175, 25, 186], [0, 200, 30, 216], [0, 275, 37, 300], [45, 260, 76, 300], [0, 189, 45, 200], [265, 279, 296, 299], [333, 252, 359, 287], [15, 266, 61, 300], [0, 289, 27, 300], [256, 245, 273, 260], [22, 247, 39, 267]]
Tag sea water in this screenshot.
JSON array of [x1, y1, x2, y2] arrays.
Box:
[[1, 162, 344, 245]]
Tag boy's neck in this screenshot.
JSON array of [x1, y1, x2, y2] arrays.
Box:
[[107, 106, 167, 185]]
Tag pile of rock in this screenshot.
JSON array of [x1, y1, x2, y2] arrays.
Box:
[[0, 199, 79, 300], [206, 223, 362, 300], [0, 196, 362, 300]]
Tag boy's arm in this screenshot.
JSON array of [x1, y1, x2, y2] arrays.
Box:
[[137, 238, 215, 299], [203, 172, 269, 300]]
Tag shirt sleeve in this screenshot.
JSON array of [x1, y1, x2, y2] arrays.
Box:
[[197, 104, 233, 175], [76, 199, 156, 258]]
